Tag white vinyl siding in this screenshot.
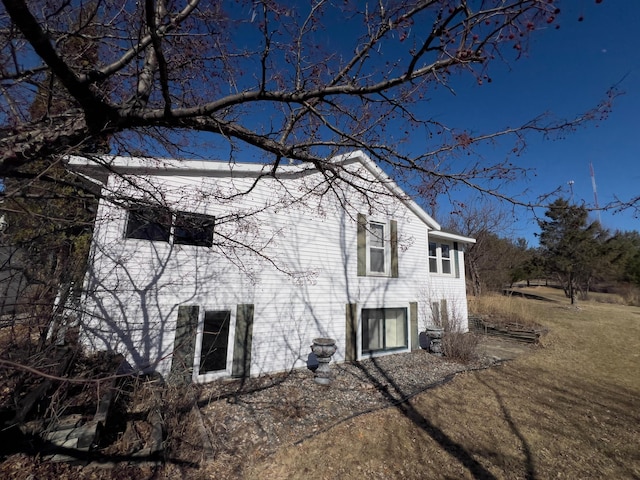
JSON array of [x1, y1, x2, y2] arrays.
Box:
[[78, 157, 471, 379]]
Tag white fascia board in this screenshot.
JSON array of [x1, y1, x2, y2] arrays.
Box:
[[65, 154, 281, 177], [67, 152, 446, 231], [331, 150, 441, 230], [429, 229, 476, 244]]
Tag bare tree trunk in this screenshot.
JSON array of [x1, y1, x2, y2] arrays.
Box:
[[569, 271, 575, 305], [468, 257, 482, 297]]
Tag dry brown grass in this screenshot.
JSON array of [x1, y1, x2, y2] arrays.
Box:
[[245, 288, 640, 479], [587, 290, 627, 305], [468, 291, 541, 328], [2, 289, 638, 479]]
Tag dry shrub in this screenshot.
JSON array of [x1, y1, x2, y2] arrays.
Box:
[[161, 381, 204, 457], [272, 387, 307, 420], [586, 291, 626, 305], [436, 313, 480, 364], [623, 288, 640, 307], [441, 331, 479, 364], [607, 284, 640, 307]]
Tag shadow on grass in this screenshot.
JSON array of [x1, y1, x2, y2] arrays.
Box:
[[353, 356, 498, 480], [468, 364, 640, 479], [475, 375, 537, 480]]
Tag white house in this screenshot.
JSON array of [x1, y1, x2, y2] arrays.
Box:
[[69, 151, 475, 383]]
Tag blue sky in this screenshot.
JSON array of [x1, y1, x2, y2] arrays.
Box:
[[425, 1, 640, 244], [116, 1, 638, 246]]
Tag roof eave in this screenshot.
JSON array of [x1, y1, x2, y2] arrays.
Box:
[[429, 230, 476, 244], [333, 151, 441, 230]]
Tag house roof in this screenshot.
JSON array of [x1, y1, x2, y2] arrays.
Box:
[[66, 151, 475, 244]]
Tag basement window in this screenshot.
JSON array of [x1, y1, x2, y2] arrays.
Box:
[[362, 307, 408, 354], [199, 310, 231, 373]]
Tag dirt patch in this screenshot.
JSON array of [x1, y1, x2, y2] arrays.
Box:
[[478, 336, 535, 361]]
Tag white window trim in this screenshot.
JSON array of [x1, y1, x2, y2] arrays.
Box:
[[429, 240, 454, 276], [366, 220, 391, 276], [357, 303, 411, 360], [192, 306, 236, 383]]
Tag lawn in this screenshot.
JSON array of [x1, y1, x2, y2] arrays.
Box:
[[246, 287, 640, 479], [2, 287, 638, 479]]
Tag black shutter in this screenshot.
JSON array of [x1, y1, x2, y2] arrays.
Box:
[[170, 305, 200, 384], [232, 304, 254, 378]]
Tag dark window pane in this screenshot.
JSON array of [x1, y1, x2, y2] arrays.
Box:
[[200, 310, 230, 372], [441, 244, 450, 259], [442, 259, 451, 274], [429, 258, 438, 273], [126, 207, 170, 242], [174, 213, 214, 247], [428, 241, 437, 257], [370, 249, 385, 272]]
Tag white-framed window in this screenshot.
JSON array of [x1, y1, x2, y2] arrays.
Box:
[[125, 205, 214, 247], [367, 221, 390, 275], [361, 307, 408, 355], [428, 241, 454, 275], [357, 214, 398, 278], [193, 308, 235, 382]]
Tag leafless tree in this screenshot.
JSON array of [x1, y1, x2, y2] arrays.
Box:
[[0, 0, 624, 464], [0, 0, 617, 199], [444, 198, 528, 295]]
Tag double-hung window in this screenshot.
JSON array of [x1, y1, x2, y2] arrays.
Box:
[[428, 241, 454, 275], [441, 243, 451, 274], [358, 214, 398, 277], [368, 222, 387, 274], [125, 205, 214, 247]]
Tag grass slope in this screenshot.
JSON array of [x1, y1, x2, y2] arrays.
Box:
[[247, 287, 640, 479]]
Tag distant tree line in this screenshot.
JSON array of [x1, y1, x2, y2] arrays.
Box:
[[537, 198, 640, 304], [448, 198, 640, 305]]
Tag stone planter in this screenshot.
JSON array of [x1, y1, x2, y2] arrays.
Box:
[[310, 338, 337, 385], [425, 327, 444, 356]]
